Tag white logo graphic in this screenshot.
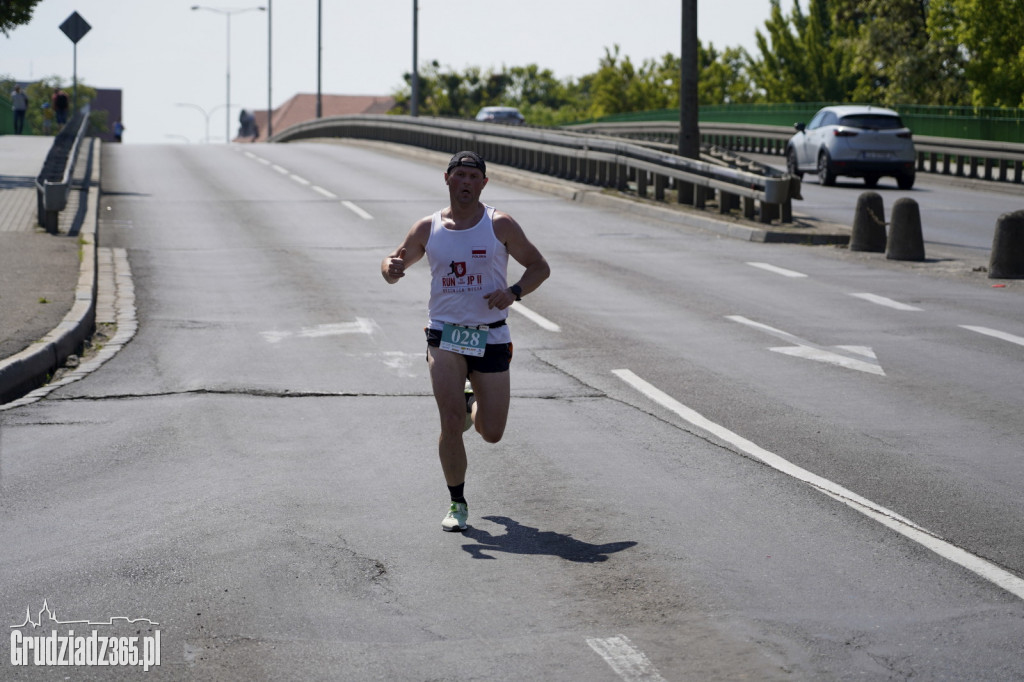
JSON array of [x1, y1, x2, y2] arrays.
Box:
[[9, 600, 160, 671]]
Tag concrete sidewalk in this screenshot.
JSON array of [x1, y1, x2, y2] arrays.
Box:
[[0, 135, 97, 405]]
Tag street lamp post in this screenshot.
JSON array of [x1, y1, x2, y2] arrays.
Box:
[[317, 0, 322, 118], [266, 0, 272, 139], [679, 0, 699, 159], [191, 5, 266, 143], [176, 102, 229, 144], [411, 0, 419, 117]]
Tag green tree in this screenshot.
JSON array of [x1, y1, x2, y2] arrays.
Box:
[[749, 1, 807, 102], [919, 0, 970, 105], [832, 0, 937, 105], [699, 44, 757, 105], [929, 0, 1024, 107], [802, 0, 857, 101], [746, 0, 981, 107], [0, 0, 42, 36], [25, 76, 97, 135], [589, 46, 636, 118]]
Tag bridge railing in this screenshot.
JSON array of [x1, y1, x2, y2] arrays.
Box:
[[36, 106, 91, 233], [272, 115, 798, 224], [570, 121, 1024, 185]]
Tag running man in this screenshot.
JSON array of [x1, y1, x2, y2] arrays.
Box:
[[381, 151, 550, 531]]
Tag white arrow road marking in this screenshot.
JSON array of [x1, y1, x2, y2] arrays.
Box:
[[376, 351, 421, 377], [509, 302, 561, 332], [747, 262, 808, 278], [961, 325, 1024, 348], [727, 315, 885, 375], [261, 318, 379, 344], [341, 200, 374, 220], [612, 369, 1024, 603], [849, 293, 923, 311], [586, 635, 666, 682]]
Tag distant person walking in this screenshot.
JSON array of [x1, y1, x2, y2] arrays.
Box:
[[113, 121, 124, 143], [238, 109, 258, 141], [52, 89, 69, 126], [10, 86, 28, 134]]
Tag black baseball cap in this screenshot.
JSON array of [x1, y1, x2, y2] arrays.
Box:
[[446, 150, 486, 177]]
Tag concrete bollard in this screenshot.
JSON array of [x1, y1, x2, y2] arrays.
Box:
[[887, 198, 926, 261], [989, 210, 1024, 279], [851, 191, 886, 252]]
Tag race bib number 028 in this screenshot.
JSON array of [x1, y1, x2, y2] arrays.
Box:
[[440, 323, 489, 357]]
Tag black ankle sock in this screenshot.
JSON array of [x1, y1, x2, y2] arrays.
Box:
[[448, 483, 466, 504]]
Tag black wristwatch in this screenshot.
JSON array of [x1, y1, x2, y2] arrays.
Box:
[[509, 284, 523, 301]]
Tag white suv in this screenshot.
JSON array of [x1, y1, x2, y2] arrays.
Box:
[[786, 105, 916, 189]]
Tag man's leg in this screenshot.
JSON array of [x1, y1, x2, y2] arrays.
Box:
[[467, 370, 510, 443], [427, 346, 470, 485]]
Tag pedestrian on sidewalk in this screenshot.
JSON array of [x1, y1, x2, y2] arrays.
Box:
[[10, 86, 28, 134], [381, 151, 550, 532], [52, 89, 69, 126]]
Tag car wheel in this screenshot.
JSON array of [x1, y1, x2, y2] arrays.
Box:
[[864, 174, 880, 188], [897, 171, 915, 190], [786, 148, 803, 179], [817, 151, 836, 186]]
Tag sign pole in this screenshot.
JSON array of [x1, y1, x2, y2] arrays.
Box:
[[59, 12, 91, 118]]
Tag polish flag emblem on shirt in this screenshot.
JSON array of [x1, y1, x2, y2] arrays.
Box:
[[471, 247, 487, 259]]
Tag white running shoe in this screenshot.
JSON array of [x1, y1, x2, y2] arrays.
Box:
[[442, 501, 468, 532]]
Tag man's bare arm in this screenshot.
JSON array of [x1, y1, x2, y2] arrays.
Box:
[[484, 213, 550, 309], [382, 219, 430, 283]]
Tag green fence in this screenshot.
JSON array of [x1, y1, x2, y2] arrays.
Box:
[[0, 95, 14, 135], [591, 103, 1024, 144]]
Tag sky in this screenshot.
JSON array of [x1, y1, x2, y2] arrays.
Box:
[[2, 0, 775, 144]]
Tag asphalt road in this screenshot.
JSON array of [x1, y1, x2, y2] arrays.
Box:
[[1, 140, 1022, 680]]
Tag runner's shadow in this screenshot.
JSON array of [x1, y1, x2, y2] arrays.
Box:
[[462, 516, 637, 562]]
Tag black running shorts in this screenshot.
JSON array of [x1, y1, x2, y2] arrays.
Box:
[[425, 328, 513, 374]]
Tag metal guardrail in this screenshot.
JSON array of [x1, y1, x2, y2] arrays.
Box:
[[36, 106, 91, 233], [272, 115, 797, 224], [570, 121, 1024, 185]]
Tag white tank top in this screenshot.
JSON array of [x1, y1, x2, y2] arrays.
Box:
[[426, 204, 511, 344]]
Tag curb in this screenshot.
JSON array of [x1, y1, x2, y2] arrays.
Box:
[[0, 140, 100, 407]]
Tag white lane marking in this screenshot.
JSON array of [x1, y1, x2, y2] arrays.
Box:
[[727, 315, 885, 375], [341, 200, 374, 220], [255, 157, 271, 165], [260, 318, 378, 344], [509, 302, 561, 332], [849, 293, 923, 311], [747, 262, 808, 278], [289, 174, 311, 186], [612, 369, 1024, 602], [312, 185, 337, 199], [961, 325, 1024, 348], [271, 164, 289, 175], [586, 635, 666, 682]]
